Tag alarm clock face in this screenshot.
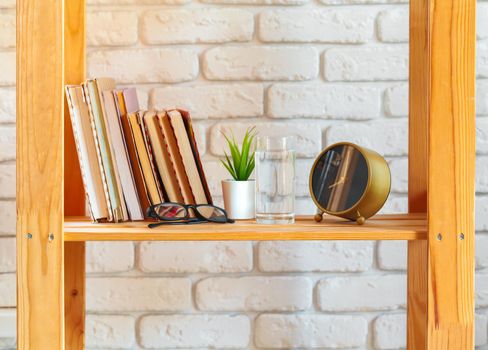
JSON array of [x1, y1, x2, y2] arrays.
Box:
[[311, 144, 369, 213]]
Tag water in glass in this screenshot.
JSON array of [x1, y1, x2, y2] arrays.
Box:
[[255, 136, 296, 224]]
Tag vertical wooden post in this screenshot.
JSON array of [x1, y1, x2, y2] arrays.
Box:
[[16, 0, 65, 349], [427, 0, 476, 347], [64, 0, 86, 349], [64, 0, 86, 215], [407, 0, 429, 347], [408, 0, 476, 348], [64, 242, 85, 350]]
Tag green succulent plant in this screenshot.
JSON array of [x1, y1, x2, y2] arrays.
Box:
[[220, 127, 257, 181]]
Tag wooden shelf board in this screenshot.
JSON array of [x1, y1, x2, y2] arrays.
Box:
[[64, 213, 426, 241]]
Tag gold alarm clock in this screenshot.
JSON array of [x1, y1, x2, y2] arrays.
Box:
[[309, 142, 391, 225]]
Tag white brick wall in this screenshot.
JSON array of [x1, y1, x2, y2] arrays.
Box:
[[88, 48, 199, 83], [373, 313, 488, 349], [259, 8, 376, 43], [86, 315, 136, 349], [87, 277, 192, 311], [138, 241, 253, 273], [0, 238, 14, 273], [268, 84, 381, 119], [0, 274, 15, 307], [2, 0, 488, 349], [87, 11, 138, 47], [328, 120, 408, 156], [0, 10, 14, 49], [0, 52, 14, 86], [0, 309, 15, 349], [0, 88, 14, 123], [141, 9, 254, 44], [255, 314, 368, 348], [139, 314, 251, 348], [317, 275, 406, 311], [324, 46, 408, 81], [0, 127, 15, 162], [377, 7, 408, 43], [87, 242, 135, 273], [195, 276, 313, 311], [203, 46, 319, 81], [210, 121, 322, 157], [258, 241, 374, 272], [150, 84, 264, 119]]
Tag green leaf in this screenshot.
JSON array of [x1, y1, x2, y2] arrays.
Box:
[[221, 152, 237, 180], [222, 132, 241, 174], [220, 126, 257, 181], [221, 161, 237, 180], [244, 153, 255, 180], [238, 128, 252, 180]]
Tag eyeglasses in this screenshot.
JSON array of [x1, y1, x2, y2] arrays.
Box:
[[146, 202, 235, 228]]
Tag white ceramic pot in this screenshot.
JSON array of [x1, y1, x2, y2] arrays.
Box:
[[222, 180, 255, 220]]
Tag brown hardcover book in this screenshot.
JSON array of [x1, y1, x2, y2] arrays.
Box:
[[115, 90, 151, 217], [179, 110, 212, 204], [140, 111, 166, 202], [128, 112, 163, 206], [144, 112, 184, 203], [158, 111, 195, 205], [167, 109, 212, 205]]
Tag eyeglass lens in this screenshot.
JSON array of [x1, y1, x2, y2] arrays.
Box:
[[196, 205, 227, 222], [154, 203, 188, 219]]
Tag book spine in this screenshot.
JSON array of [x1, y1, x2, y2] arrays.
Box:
[[103, 91, 142, 221], [178, 109, 213, 205], [87, 81, 124, 222], [140, 113, 165, 202], [65, 87, 97, 221], [158, 112, 195, 205], [122, 113, 152, 218], [157, 112, 186, 203], [82, 83, 114, 222]]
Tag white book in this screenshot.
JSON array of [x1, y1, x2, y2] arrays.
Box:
[[92, 77, 129, 221], [65, 85, 109, 221], [102, 90, 144, 221]]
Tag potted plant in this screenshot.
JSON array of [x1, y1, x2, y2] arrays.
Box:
[[221, 127, 257, 220]]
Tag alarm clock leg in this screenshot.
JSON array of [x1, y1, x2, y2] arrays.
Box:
[[356, 216, 365, 225], [314, 210, 324, 222]]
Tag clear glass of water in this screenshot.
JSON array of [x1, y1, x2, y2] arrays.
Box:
[[255, 136, 296, 224]]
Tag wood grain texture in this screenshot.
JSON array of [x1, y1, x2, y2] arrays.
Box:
[[407, 0, 430, 347], [407, 240, 428, 349], [16, 0, 65, 349], [63, 214, 427, 241], [64, 1, 86, 349], [427, 0, 476, 347], [64, 0, 86, 216], [64, 242, 85, 350]]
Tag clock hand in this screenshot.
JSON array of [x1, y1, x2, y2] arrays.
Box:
[[328, 176, 346, 189]]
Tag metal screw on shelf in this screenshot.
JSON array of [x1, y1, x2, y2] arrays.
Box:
[[48, 233, 54, 242], [437, 233, 443, 241], [459, 233, 465, 240], [26, 233, 32, 239]]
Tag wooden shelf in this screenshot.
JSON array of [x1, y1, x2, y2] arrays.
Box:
[[64, 213, 427, 241], [15, 0, 477, 347]]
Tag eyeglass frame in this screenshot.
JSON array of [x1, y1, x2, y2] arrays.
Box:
[[146, 202, 235, 228]]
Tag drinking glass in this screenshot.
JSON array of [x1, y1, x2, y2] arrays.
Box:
[[255, 136, 296, 224]]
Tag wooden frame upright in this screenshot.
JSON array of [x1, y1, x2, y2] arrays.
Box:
[[16, 0, 476, 349]]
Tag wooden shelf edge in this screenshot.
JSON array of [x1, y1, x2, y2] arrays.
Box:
[[64, 213, 427, 241]]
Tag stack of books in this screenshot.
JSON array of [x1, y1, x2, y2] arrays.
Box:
[[65, 77, 212, 222]]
